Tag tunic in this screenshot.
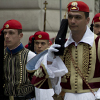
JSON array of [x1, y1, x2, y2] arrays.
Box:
[[4, 43, 36, 99]]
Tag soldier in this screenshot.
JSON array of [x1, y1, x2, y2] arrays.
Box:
[[31, 31, 54, 100], [33, 31, 51, 54], [26, 1, 100, 100], [3, 19, 36, 100], [90, 13, 100, 36]]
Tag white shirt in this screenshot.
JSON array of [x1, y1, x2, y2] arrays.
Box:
[[64, 26, 94, 47]]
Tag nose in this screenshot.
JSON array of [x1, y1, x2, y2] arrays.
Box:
[[5, 33, 9, 38], [71, 17, 76, 23], [38, 43, 42, 47], [98, 28, 100, 32]]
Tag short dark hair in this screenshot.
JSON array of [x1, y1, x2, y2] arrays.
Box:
[[18, 29, 22, 34], [84, 12, 89, 18]]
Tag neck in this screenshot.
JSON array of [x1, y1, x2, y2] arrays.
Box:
[[72, 28, 86, 43], [8, 42, 21, 50], [72, 33, 84, 43]]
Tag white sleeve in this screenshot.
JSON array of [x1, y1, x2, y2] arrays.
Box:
[[27, 51, 36, 62], [95, 88, 100, 99], [50, 77, 62, 95], [41, 53, 68, 78]]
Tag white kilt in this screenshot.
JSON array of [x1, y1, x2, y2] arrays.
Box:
[[64, 92, 96, 100]]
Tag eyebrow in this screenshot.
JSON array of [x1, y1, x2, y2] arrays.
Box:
[[68, 14, 82, 16]]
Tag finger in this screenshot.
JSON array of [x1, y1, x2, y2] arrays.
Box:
[[52, 44, 61, 48], [50, 48, 59, 52]]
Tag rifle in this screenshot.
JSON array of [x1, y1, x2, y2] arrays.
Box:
[[54, 19, 68, 56]]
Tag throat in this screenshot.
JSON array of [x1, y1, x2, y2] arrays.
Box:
[[72, 33, 84, 43]]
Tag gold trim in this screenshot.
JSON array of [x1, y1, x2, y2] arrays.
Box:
[[5, 24, 9, 28], [26, 69, 36, 73], [9, 96, 14, 100], [77, 44, 83, 92], [40, 63, 49, 78], [98, 38, 100, 62], [34, 63, 52, 88], [34, 79, 46, 88], [48, 78, 52, 88], [99, 17, 100, 20], [34, 79, 46, 86], [88, 35, 97, 81]]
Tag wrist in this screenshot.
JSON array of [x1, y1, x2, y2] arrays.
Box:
[[47, 55, 54, 62]]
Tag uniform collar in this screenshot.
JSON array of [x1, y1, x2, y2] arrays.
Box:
[[7, 43, 24, 54], [64, 26, 94, 47]]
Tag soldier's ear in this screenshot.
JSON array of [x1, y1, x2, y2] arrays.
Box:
[[19, 33, 23, 39], [86, 17, 90, 25]]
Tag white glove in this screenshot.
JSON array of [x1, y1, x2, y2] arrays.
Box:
[[47, 44, 61, 62], [95, 88, 100, 99]]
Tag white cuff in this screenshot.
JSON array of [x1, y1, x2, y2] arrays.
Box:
[[95, 88, 100, 99]]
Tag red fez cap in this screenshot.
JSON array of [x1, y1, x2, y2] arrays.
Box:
[[92, 13, 100, 24], [34, 31, 49, 40], [49, 40, 52, 45], [67, 1, 89, 12], [25, 44, 28, 49], [3, 19, 22, 29], [29, 35, 34, 41]]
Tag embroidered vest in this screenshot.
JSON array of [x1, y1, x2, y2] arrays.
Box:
[[60, 34, 100, 93], [4, 48, 34, 96]]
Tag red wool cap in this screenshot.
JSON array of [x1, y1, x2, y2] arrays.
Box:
[[29, 35, 34, 41], [92, 13, 100, 24], [49, 40, 52, 45], [3, 19, 22, 29], [34, 31, 49, 40], [67, 1, 89, 12], [25, 44, 28, 49]]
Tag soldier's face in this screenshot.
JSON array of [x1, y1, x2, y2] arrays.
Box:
[[68, 11, 90, 34], [4, 29, 23, 49], [93, 22, 100, 36], [34, 40, 50, 54]]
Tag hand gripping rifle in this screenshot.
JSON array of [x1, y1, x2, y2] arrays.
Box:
[[54, 18, 68, 56]]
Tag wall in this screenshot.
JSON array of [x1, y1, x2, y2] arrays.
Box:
[[0, 0, 95, 46]]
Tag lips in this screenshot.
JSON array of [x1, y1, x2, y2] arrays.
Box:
[[38, 50, 42, 52], [70, 26, 77, 28], [71, 25, 77, 27], [6, 40, 10, 43], [97, 32, 100, 35]]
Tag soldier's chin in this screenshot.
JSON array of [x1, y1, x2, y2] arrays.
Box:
[[97, 32, 100, 35]]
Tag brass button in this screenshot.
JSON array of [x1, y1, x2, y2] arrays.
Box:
[[75, 83, 77, 86], [75, 74, 78, 77], [75, 78, 77, 81]]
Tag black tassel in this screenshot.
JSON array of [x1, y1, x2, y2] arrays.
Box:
[[90, 24, 93, 32]]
